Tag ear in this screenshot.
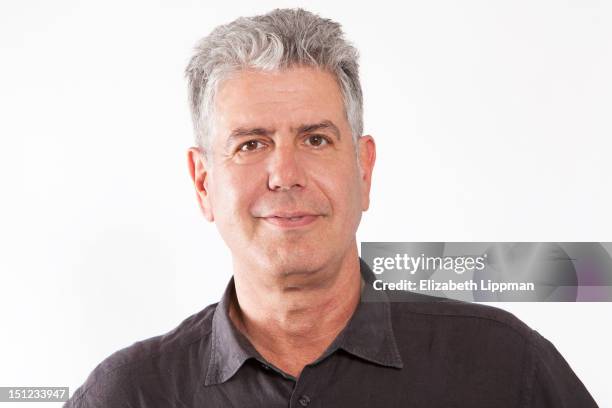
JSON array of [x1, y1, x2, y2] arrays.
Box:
[[187, 147, 214, 222], [357, 135, 376, 211]]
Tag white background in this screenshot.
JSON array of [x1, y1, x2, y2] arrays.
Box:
[[1, 0, 611, 406]]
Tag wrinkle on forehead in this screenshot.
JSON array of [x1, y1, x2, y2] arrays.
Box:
[[212, 66, 348, 146]]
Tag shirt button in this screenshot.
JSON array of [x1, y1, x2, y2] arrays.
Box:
[[298, 395, 311, 406], [261, 363, 270, 370]]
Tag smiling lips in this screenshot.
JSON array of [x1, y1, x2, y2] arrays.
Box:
[[261, 212, 320, 228]]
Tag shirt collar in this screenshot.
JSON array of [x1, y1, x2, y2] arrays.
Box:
[[204, 275, 261, 386], [204, 258, 403, 386], [328, 258, 404, 369]]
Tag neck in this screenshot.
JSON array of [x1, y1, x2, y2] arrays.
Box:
[[229, 247, 363, 378]]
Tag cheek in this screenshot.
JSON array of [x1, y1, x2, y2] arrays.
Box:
[[315, 161, 363, 220], [210, 167, 262, 224]]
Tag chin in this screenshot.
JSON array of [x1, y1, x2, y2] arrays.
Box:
[[263, 247, 328, 276]]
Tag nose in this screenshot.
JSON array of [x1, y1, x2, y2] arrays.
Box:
[[267, 144, 307, 191]]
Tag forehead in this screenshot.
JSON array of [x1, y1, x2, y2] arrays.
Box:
[[213, 66, 347, 137]]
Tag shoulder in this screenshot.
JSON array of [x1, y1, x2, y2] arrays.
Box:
[[385, 293, 598, 406], [387, 293, 538, 404], [388, 291, 534, 341], [527, 330, 599, 407], [388, 292, 538, 380], [64, 303, 218, 407]]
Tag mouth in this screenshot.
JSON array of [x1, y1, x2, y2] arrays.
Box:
[[260, 213, 321, 228]]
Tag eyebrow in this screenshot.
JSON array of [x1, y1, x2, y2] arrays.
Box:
[[225, 127, 275, 151], [293, 120, 341, 141], [229, 127, 275, 138], [224, 120, 342, 151]]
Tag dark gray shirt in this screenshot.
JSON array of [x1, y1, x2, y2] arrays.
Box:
[[65, 259, 598, 407]]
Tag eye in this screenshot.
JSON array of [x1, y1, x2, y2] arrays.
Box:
[[305, 134, 331, 148], [238, 140, 266, 152]]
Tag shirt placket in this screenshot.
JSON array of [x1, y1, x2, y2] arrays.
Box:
[[288, 364, 322, 408]]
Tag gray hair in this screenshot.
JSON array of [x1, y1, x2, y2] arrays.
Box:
[[185, 8, 363, 153]]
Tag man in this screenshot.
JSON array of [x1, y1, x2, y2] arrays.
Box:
[[65, 8, 598, 407]]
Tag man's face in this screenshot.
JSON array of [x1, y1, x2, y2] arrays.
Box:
[[188, 66, 375, 281]]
